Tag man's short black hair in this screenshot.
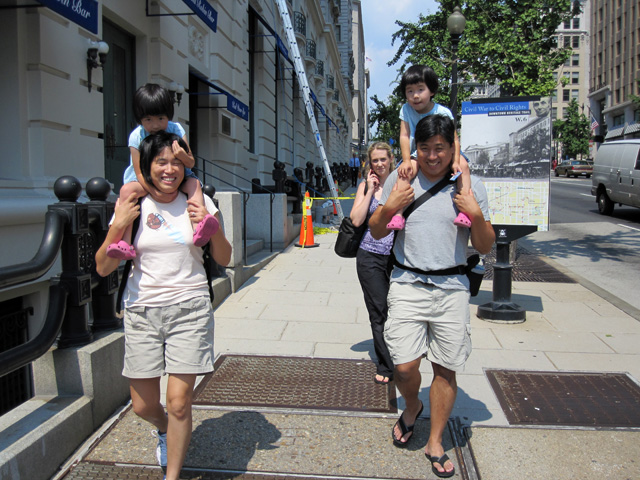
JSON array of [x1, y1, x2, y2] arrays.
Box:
[[414, 114, 455, 146], [399, 65, 439, 99], [139, 131, 190, 186]]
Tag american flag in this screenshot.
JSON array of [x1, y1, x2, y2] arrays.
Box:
[[365, 57, 372, 62], [590, 114, 599, 130]]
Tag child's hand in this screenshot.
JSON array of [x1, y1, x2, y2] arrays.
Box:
[[398, 159, 417, 180], [172, 140, 190, 164]]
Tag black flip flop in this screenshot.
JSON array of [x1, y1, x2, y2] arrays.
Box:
[[374, 375, 391, 385], [391, 402, 424, 448], [425, 452, 455, 478]]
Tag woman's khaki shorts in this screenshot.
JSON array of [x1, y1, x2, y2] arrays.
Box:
[[122, 296, 214, 379], [384, 282, 471, 372]]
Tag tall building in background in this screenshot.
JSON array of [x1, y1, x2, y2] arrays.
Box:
[[552, 0, 591, 124], [588, 0, 640, 142], [350, 1, 369, 159]]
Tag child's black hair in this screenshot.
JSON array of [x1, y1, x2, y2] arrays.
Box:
[[139, 131, 189, 187], [399, 65, 439, 100], [415, 114, 455, 146], [133, 83, 175, 123]]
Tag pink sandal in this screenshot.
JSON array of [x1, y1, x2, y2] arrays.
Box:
[[454, 212, 471, 228], [387, 214, 406, 231], [193, 214, 220, 247], [106, 240, 136, 260]]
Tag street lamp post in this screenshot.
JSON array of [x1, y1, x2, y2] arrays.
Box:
[[447, 6, 466, 126]]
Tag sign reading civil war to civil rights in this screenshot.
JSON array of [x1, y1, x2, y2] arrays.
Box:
[[460, 97, 551, 231]]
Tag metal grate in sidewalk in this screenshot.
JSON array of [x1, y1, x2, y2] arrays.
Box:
[[63, 463, 402, 480], [482, 246, 576, 283], [193, 355, 397, 413], [486, 370, 640, 427]]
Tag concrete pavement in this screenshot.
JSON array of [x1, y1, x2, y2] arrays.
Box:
[[55, 186, 640, 479]]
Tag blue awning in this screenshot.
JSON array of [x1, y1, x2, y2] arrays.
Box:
[[36, 0, 98, 34], [191, 72, 249, 121]]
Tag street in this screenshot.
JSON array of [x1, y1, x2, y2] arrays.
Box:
[[519, 175, 640, 313]]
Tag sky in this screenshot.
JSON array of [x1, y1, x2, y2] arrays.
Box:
[[360, 0, 440, 113]]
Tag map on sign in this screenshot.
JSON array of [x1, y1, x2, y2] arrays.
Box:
[[461, 97, 551, 231]]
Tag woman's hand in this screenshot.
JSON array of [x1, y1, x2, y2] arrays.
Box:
[[366, 170, 379, 192], [112, 193, 140, 230], [187, 199, 209, 225]]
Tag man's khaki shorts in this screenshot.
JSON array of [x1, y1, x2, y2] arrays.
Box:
[[122, 296, 214, 379], [384, 282, 471, 372]]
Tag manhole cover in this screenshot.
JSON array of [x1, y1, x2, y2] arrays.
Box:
[[486, 370, 640, 427], [193, 355, 397, 413]]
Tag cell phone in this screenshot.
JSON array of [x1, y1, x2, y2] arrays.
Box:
[[450, 171, 461, 181]]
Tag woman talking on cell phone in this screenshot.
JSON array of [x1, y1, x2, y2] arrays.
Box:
[[350, 142, 396, 385]]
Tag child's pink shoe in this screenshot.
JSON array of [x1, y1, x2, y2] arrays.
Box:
[[386, 214, 406, 231], [106, 240, 136, 260], [454, 212, 472, 228], [193, 214, 219, 247]]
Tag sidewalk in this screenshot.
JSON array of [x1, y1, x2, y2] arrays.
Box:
[[57, 189, 640, 480]]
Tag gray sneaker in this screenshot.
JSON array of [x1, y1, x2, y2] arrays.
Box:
[[151, 430, 167, 467]]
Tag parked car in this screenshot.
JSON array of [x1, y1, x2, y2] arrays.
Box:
[[591, 140, 640, 215], [554, 160, 593, 177]]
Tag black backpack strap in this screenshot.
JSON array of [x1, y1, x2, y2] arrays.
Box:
[[202, 246, 215, 304], [115, 211, 141, 315], [403, 175, 453, 221]]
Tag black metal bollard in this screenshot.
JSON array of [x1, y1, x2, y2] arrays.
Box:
[[49, 176, 94, 348], [86, 177, 121, 331], [290, 168, 304, 214], [272, 161, 287, 194], [314, 166, 323, 192], [305, 161, 314, 184]]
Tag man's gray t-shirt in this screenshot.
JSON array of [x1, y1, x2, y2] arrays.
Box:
[[379, 169, 491, 290]]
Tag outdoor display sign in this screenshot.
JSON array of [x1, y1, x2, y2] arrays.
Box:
[[460, 97, 551, 231]]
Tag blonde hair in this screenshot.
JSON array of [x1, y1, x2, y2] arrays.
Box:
[[361, 142, 396, 179]]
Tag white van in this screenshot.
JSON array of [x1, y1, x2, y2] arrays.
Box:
[[591, 139, 640, 215]]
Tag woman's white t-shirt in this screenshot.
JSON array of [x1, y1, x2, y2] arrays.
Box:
[[123, 194, 218, 308]]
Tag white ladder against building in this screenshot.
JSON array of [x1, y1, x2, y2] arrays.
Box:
[[273, 0, 344, 220]]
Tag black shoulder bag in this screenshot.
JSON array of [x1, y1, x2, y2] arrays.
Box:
[[393, 176, 483, 296], [334, 182, 369, 258]]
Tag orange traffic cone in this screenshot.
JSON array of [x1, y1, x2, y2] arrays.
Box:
[[295, 191, 319, 248]]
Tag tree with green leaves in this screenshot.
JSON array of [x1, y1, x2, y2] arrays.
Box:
[[370, 0, 580, 134], [553, 99, 590, 159], [368, 94, 404, 144], [631, 80, 640, 108]]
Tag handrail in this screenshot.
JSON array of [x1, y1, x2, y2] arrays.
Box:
[[0, 284, 68, 377], [191, 166, 253, 263], [194, 156, 277, 257], [0, 210, 67, 289]]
